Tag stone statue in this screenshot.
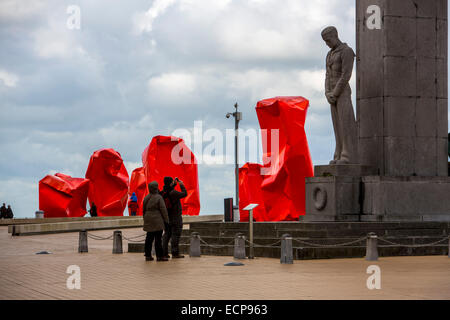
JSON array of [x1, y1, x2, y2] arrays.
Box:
[[322, 26, 358, 165]]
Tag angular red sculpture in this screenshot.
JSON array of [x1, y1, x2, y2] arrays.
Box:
[[142, 135, 200, 216], [128, 167, 147, 216], [239, 96, 314, 221], [85, 148, 129, 216], [238, 163, 267, 222], [39, 173, 90, 218]]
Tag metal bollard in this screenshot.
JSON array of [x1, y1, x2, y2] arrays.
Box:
[[78, 230, 88, 253], [112, 231, 123, 254], [190, 232, 201, 257], [234, 233, 246, 259], [365, 232, 378, 261], [280, 234, 293, 264]]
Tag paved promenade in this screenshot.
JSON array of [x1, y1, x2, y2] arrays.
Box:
[[0, 226, 449, 300]]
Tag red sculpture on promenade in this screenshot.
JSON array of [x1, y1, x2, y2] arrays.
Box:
[[238, 163, 267, 222], [128, 167, 147, 216], [85, 148, 129, 216], [239, 96, 314, 221], [39, 173, 90, 218], [142, 135, 200, 216]]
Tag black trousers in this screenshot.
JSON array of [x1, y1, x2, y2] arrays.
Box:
[[162, 223, 182, 256], [145, 230, 163, 258]]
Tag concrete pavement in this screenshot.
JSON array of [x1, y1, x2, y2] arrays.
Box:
[[0, 226, 449, 300]]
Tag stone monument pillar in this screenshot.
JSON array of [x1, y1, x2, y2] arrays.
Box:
[[357, 0, 448, 176], [303, 0, 450, 222]]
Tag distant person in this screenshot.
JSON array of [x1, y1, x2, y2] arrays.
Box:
[[89, 203, 97, 217], [0, 203, 7, 219], [128, 192, 139, 216], [161, 177, 187, 259], [142, 181, 169, 262], [6, 205, 13, 219]]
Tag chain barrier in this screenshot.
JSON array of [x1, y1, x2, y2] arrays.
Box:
[[199, 238, 235, 249], [245, 239, 282, 248], [86, 231, 148, 242], [87, 233, 113, 241], [292, 237, 367, 248], [123, 234, 147, 242], [85, 231, 450, 249], [377, 236, 450, 248]]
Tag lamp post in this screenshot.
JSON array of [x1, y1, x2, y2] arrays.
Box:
[[243, 203, 259, 259], [226, 103, 242, 222]]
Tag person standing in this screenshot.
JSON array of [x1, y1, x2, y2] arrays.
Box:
[[142, 181, 169, 262], [6, 205, 13, 219], [161, 177, 187, 259], [128, 192, 139, 216], [89, 203, 97, 217], [0, 203, 6, 219]]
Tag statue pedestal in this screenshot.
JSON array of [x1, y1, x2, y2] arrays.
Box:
[[303, 175, 361, 222], [303, 165, 450, 222], [303, 165, 371, 222]]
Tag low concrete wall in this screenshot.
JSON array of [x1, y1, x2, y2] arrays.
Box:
[[0, 216, 137, 226], [8, 214, 223, 236]]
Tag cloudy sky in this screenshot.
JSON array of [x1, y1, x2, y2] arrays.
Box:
[[0, 0, 447, 218]]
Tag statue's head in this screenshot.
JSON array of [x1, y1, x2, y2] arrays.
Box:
[[321, 26, 340, 49]]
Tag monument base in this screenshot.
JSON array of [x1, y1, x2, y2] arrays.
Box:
[[361, 176, 450, 222], [304, 176, 362, 222], [304, 165, 450, 222]]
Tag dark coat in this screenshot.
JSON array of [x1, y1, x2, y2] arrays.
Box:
[[89, 204, 97, 217], [6, 207, 13, 219], [0, 205, 6, 219], [143, 182, 169, 232], [162, 183, 187, 225]]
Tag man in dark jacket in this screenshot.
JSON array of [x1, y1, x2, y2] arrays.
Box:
[[89, 203, 97, 217], [161, 176, 187, 258], [0, 203, 7, 219], [6, 205, 13, 219]]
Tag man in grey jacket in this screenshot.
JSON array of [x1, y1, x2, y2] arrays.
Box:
[[143, 181, 169, 261], [161, 176, 187, 259], [322, 26, 358, 165]]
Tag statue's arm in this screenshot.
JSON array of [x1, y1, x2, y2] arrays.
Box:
[[332, 48, 354, 97]]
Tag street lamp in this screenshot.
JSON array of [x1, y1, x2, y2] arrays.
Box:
[[226, 102, 242, 222], [243, 203, 259, 259]]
